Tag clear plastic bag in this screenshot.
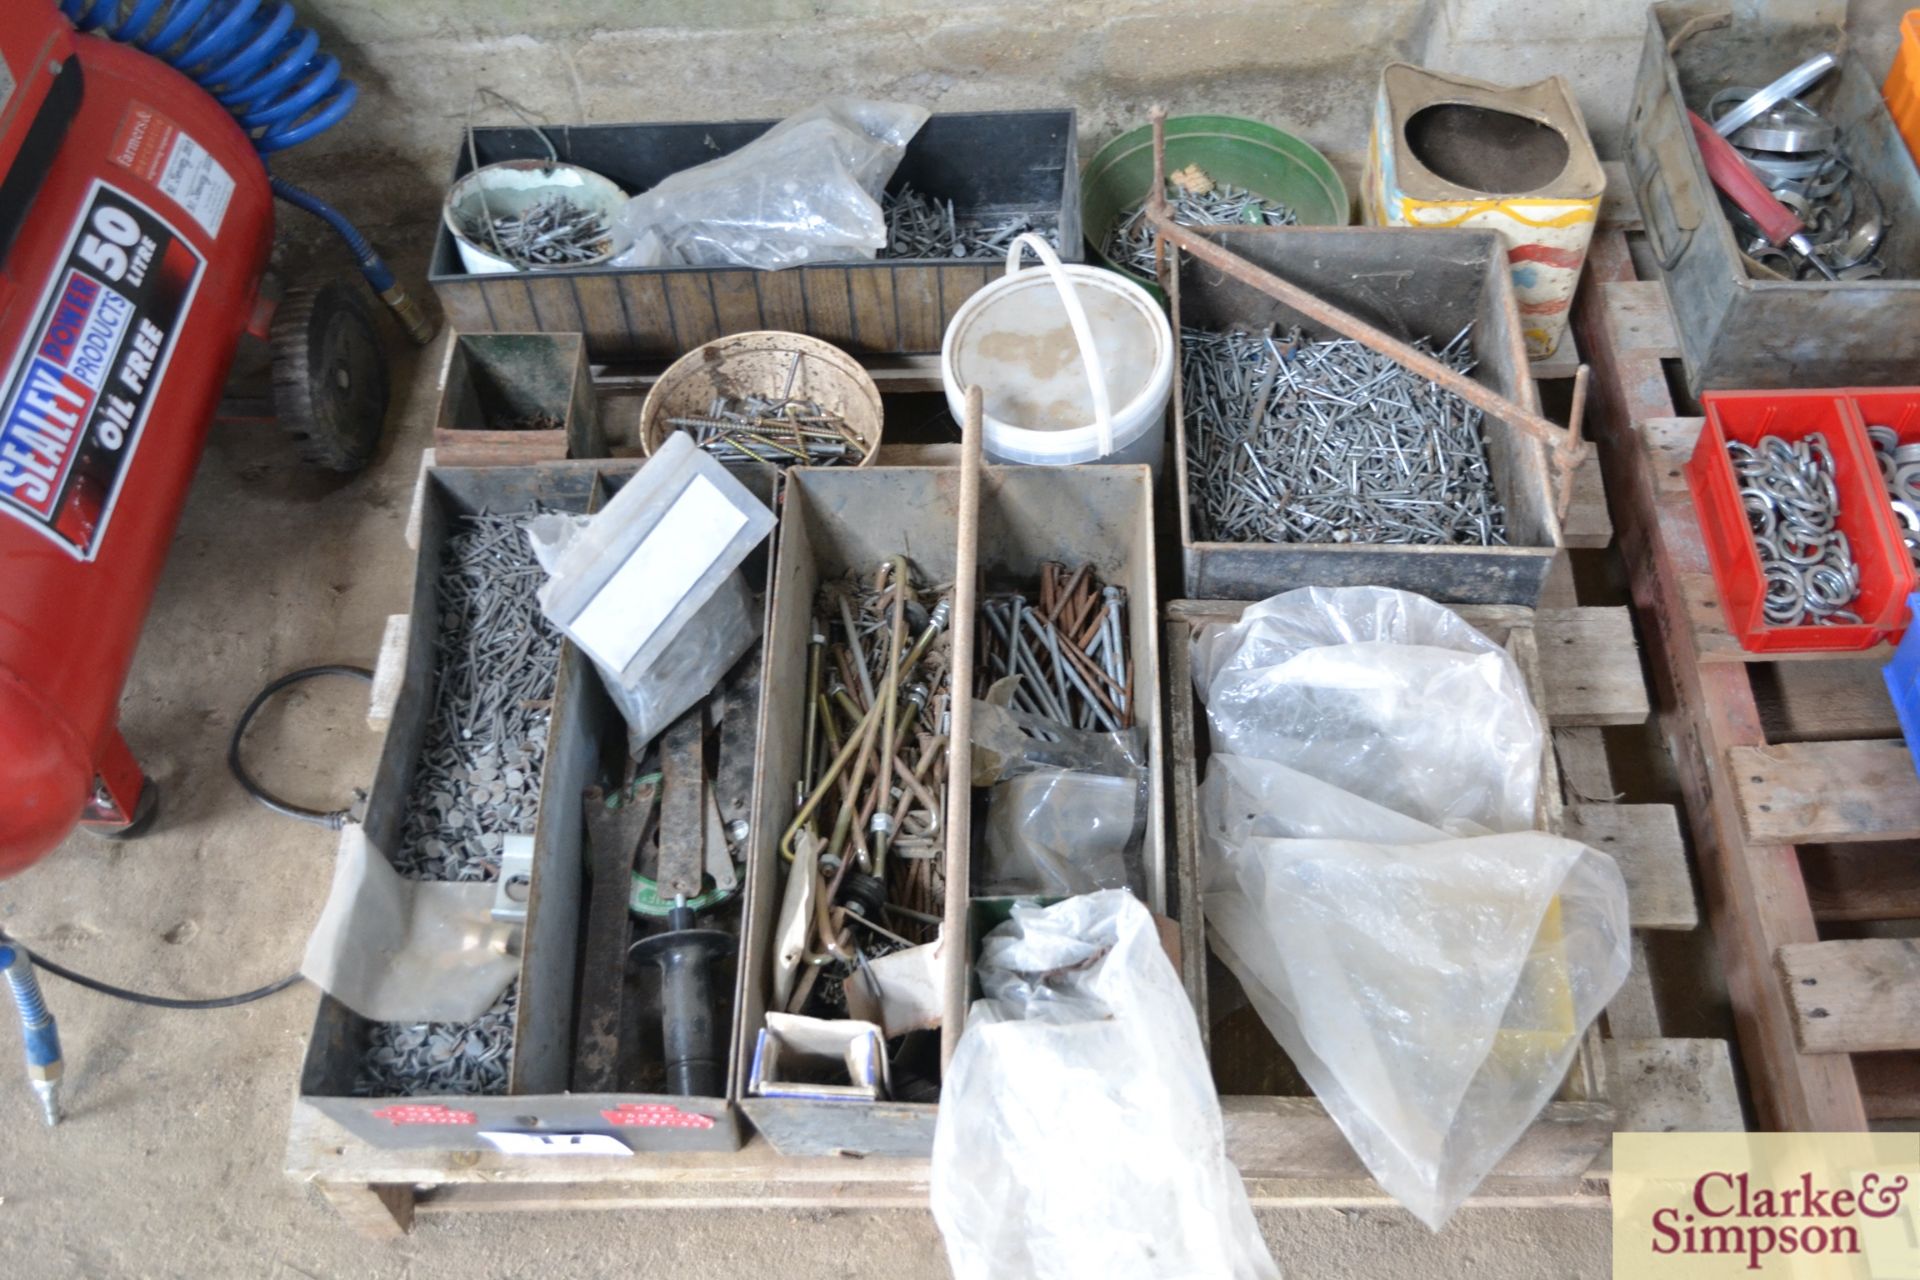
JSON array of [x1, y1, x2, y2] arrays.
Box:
[[1193, 585, 1542, 834], [982, 769, 1143, 896], [614, 98, 929, 269], [968, 697, 1145, 786], [1198, 764, 1630, 1231], [931, 891, 1278, 1280], [529, 434, 773, 752]]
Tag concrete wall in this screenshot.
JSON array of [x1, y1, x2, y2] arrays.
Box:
[[274, 0, 1908, 231]]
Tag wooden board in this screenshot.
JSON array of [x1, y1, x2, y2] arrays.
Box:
[[287, 1100, 1613, 1225], [1602, 1038, 1744, 1140], [1800, 842, 1920, 923], [1729, 740, 1920, 844], [1599, 160, 1641, 231], [1532, 608, 1650, 725], [1563, 804, 1696, 930], [1777, 941, 1920, 1055], [1560, 453, 1614, 549], [1572, 229, 1867, 1131], [1751, 658, 1904, 742], [1554, 727, 1622, 803], [1604, 281, 1682, 361]]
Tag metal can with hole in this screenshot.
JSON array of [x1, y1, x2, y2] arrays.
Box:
[[1363, 64, 1604, 361]]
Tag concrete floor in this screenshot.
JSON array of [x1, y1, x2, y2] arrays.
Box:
[[0, 256, 1612, 1278]]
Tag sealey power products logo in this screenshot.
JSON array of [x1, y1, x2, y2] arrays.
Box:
[[1615, 1133, 1920, 1278], [0, 181, 203, 559]]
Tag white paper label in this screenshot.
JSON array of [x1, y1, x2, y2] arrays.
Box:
[[479, 1132, 633, 1157], [569, 473, 748, 673], [156, 131, 234, 238]]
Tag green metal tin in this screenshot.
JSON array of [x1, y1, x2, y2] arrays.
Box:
[[1081, 114, 1352, 298]]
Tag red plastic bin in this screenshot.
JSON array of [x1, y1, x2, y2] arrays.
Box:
[[1843, 388, 1920, 643], [1687, 390, 1916, 653]]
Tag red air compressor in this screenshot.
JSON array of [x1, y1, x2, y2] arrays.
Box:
[[0, 1, 429, 875]]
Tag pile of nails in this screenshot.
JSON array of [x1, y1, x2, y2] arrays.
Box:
[[392, 509, 561, 882], [667, 354, 867, 466], [881, 184, 1059, 259], [783, 563, 953, 1015], [364, 511, 558, 1095], [977, 562, 1132, 734], [1730, 434, 1862, 626], [1867, 425, 1920, 572], [355, 986, 517, 1097], [1183, 324, 1509, 547], [462, 193, 612, 269], [1105, 173, 1297, 277]]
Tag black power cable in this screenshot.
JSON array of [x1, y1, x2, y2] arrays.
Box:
[[228, 664, 373, 828], [2, 664, 376, 1011], [0, 931, 305, 1010]]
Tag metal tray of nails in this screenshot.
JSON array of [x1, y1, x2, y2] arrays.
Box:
[[1168, 224, 1561, 604], [428, 110, 1081, 364], [297, 463, 610, 1151], [295, 460, 769, 1154]]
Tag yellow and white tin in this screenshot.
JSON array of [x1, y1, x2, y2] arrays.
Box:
[[1364, 64, 1604, 360]]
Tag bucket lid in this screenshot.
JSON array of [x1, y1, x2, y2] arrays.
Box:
[[948, 269, 1161, 433]]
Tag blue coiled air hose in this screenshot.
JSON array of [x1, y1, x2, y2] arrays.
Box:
[[61, 0, 435, 343]]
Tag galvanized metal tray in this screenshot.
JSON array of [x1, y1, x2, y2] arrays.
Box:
[[427, 111, 1081, 364], [1627, 1, 1920, 392], [736, 464, 1163, 1158], [1168, 224, 1561, 603]]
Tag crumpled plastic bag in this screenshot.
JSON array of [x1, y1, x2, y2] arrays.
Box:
[[615, 98, 929, 269], [982, 769, 1143, 896], [1193, 585, 1542, 834], [931, 891, 1278, 1280], [1191, 586, 1630, 1231], [1199, 755, 1630, 1229]]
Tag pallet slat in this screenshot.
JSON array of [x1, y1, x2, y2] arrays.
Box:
[[1751, 658, 1905, 742], [1533, 608, 1650, 725], [1604, 281, 1682, 360], [1730, 741, 1920, 844], [1573, 231, 1869, 1130], [1564, 804, 1696, 930], [1777, 941, 1920, 1055], [1801, 842, 1920, 923], [1561, 454, 1614, 548]]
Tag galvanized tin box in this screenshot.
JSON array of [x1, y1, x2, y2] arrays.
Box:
[[1168, 225, 1560, 604], [297, 461, 760, 1154], [736, 464, 1163, 1158], [428, 111, 1081, 365], [1627, 1, 1920, 392]]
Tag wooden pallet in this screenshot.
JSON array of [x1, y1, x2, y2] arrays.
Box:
[[293, 582, 1741, 1236], [298, 223, 1751, 1234], [1572, 223, 1920, 1131]]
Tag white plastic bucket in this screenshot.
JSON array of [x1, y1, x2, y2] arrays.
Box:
[[941, 233, 1173, 469], [444, 160, 629, 274]]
